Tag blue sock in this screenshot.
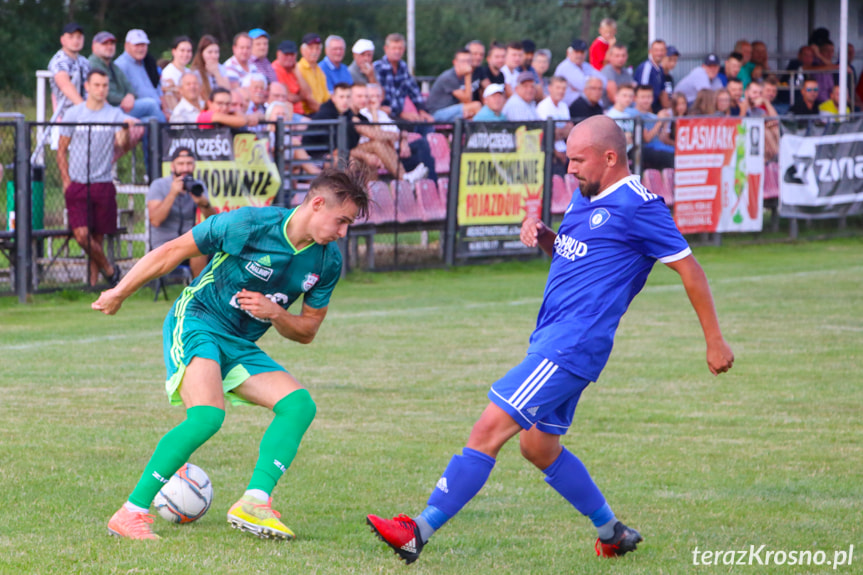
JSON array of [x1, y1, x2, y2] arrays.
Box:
[[543, 447, 612, 524], [417, 447, 496, 540]]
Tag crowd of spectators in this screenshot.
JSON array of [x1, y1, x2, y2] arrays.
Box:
[[49, 21, 862, 178]]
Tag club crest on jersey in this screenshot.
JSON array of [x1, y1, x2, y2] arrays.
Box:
[[245, 260, 273, 281], [589, 208, 611, 230], [302, 273, 320, 292]]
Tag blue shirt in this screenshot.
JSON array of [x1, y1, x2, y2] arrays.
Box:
[[114, 52, 161, 102], [633, 58, 666, 112], [473, 106, 507, 122], [372, 57, 426, 116], [321, 57, 354, 92], [527, 175, 690, 381]]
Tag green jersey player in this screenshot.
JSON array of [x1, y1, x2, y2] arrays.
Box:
[[94, 166, 369, 540]]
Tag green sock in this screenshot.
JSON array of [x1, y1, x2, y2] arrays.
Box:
[[128, 405, 225, 509], [247, 389, 317, 493]]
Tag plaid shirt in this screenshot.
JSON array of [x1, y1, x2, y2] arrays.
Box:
[[372, 57, 426, 116]]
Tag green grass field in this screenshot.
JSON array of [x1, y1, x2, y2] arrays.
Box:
[[1, 237, 861, 574]]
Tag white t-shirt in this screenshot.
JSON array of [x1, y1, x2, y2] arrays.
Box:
[[537, 96, 571, 152], [359, 107, 400, 146], [161, 63, 190, 90]]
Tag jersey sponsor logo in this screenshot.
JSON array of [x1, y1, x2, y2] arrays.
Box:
[[589, 208, 611, 229], [245, 260, 273, 282], [554, 233, 588, 260], [302, 273, 320, 292], [435, 477, 449, 493], [229, 291, 289, 323]]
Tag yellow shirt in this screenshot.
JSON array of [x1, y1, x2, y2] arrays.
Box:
[[818, 100, 850, 115], [297, 59, 330, 114]]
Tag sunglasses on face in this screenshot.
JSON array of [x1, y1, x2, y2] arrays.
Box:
[[805, 88, 818, 92]]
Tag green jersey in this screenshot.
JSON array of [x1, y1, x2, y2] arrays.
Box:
[[172, 206, 342, 342]]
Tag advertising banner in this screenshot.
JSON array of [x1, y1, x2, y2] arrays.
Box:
[[673, 117, 764, 234], [160, 127, 281, 213], [456, 123, 545, 257], [779, 120, 863, 218]]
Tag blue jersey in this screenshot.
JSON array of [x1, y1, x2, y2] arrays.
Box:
[[634, 58, 666, 112], [527, 175, 690, 382]]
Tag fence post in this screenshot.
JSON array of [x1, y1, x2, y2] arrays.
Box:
[[14, 116, 32, 302], [148, 119, 160, 181], [542, 118, 554, 229], [632, 115, 643, 176], [337, 116, 348, 170], [444, 119, 463, 267], [275, 117, 287, 207]]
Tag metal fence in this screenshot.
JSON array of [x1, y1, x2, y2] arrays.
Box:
[[4, 112, 861, 301]]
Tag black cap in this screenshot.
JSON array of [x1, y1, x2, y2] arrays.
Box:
[[171, 147, 196, 161], [521, 39, 536, 54], [302, 33, 322, 45], [570, 38, 588, 51], [703, 53, 720, 66], [666, 45, 680, 57], [278, 40, 297, 54], [62, 22, 84, 35]]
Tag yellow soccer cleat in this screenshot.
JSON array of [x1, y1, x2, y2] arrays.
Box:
[[227, 494, 295, 540], [107, 505, 161, 540]]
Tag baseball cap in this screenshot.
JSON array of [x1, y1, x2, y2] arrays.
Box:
[[516, 71, 535, 84], [125, 29, 150, 45], [249, 28, 269, 39], [62, 22, 84, 35], [667, 45, 680, 57], [352, 38, 375, 54], [704, 53, 720, 66], [93, 31, 116, 44], [570, 39, 588, 51], [277, 40, 297, 54], [302, 33, 322, 45], [171, 147, 196, 161], [483, 83, 505, 98]]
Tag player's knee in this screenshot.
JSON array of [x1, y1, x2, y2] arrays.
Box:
[[519, 437, 561, 469], [274, 388, 317, 428], [186, 405, 226, 440]]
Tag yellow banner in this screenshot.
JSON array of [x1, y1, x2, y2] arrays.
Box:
[[457, 128, 544, 225], [161, 133, 281, 213]]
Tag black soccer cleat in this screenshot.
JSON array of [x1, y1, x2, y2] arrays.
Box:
[[595, 521, 643, 557]]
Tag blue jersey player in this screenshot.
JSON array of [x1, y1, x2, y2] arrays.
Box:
[[93, 167, 369, 540], [367, 116, 734, 563]]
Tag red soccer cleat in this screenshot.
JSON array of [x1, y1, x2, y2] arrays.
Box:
[[367, 513, 425, 564], [595, 521, 643, 557]]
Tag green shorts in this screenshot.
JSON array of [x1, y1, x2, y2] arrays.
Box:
[[162, 313, 286, 406]]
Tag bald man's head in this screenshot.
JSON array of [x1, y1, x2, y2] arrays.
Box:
[[566, 115, 630, 197]]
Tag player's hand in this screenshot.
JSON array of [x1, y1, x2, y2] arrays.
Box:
[[520, 217, 546, 248], [92, 288, 124, 315], [235, 289, 282, 320], [706, 338, 734, 375]]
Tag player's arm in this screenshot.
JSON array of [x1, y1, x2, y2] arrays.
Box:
[[520, 216, 556, 257], [234, 292, 327, 344], [92, 231, 203, 315], [56, 135, 72, 190], [664, 254, 734, 375]]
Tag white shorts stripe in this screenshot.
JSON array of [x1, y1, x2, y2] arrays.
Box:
[[511, 360, 559, 410], [508, 358, 550, 405], [517, 363, 559, 409]]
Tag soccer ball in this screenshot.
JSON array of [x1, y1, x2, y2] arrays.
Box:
[[153, 463, 214, 524]]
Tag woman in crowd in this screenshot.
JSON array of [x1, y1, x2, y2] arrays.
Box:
[[714, 88, 733, 116], [161, 36, 194, 110], [690, 89, 716, 116], [191, 35, 232, 102], [661, 92, 688, 147]]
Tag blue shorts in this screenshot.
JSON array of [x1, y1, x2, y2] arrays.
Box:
[[488, 353, 591, 435], [162, 313, 286, 406]]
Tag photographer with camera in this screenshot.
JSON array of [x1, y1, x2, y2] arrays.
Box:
[[147, 147, 217, 277]]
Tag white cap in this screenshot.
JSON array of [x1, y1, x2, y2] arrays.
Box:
[[352, 39, 374, 54], [125, 29, 150, 44], [483, 83, 505, 98]]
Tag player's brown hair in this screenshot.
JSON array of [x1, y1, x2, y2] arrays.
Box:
[[307, 161, 371, 219]]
